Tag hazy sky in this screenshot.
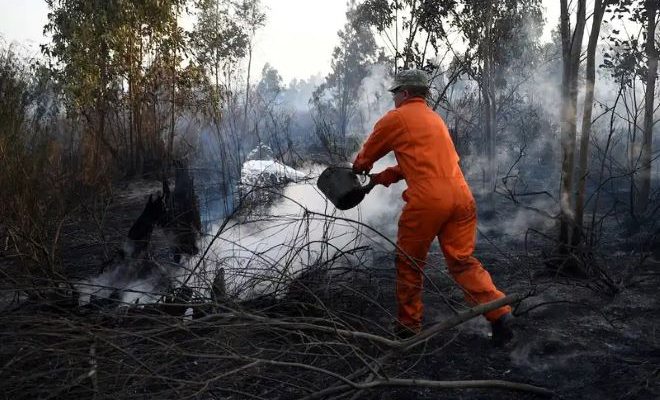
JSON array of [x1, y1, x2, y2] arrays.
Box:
[[0, 0, 560, 83]]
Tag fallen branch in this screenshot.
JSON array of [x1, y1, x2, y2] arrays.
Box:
[[305, 377, 554, 399], [191, 294, 522, 350], [397, 293, 523, 351], [301, 294, 542, 400]]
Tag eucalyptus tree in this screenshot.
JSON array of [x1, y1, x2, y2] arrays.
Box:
[[190, 0, 249, 183], [355, 0, 457, 71], [44, 0, 189, 175], [635, 0, 659, 214], [235, 0, 266, 134], [586, 0, 658, 222], [355, 0, 543, 193], [453, 0, 543, 191], [573, 0, 613, 245], [191, 0, 249, 116], [254, 64, 299, 164], [556, 0, 587, 253], [43, 0, 119, 172], [556, 0, 658, 259], [312, 4, 382, 160]]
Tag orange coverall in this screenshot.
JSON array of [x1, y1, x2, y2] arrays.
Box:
[[353, 97, 511, 331]]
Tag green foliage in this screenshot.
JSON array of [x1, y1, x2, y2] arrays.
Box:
[[355, 0, 457, 69], [191, 0, 249, 72], [257, 63, 283, 103], [44, 0, 187, 109], [456, 0, 544, 83], [601, 0, 658, 84], [42, 0, 217, 174]]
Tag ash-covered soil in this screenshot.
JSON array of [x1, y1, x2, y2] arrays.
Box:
[[355, 253, 660, 400], [1, 178, 658, 399]]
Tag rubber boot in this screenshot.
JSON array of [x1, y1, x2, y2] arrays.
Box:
[[491, 312, 514, 346]]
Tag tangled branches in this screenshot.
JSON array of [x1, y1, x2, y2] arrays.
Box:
[[1, 179, 552, 399]]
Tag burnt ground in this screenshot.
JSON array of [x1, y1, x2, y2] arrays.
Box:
[[1, 178, 659, 399], [357, 253, 660, 400]]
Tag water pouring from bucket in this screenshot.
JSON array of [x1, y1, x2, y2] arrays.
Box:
[[317, 166, 376, 210]]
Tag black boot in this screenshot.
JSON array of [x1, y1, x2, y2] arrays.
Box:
[[491, 313, 514, 346]]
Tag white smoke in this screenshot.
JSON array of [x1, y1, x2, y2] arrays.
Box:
[[354, 63, 394, 133], [77, 258, 173, 306], [183, 160, 405, 300]]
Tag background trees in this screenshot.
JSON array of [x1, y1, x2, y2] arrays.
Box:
[[636, 0, 659, 214], [44, 0, 192, 177], [311, 4, 382, 161], [0, 0, 653, 270]]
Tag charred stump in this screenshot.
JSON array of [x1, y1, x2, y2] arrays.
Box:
[[163, 160, 202, 262]]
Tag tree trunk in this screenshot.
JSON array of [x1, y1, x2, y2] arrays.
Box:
[[244, 42, 253, 140], [481, 2, 496, 194], [573, 0, 607, 245], [558, 0, 586, 251], [635, 0, 658, 213], [135, 37, 145, 172], [129, 31, 136, 173]]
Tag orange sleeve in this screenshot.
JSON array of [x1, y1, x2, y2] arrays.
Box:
[[352, 110, 404, 174], [375, 165, 404, 187]]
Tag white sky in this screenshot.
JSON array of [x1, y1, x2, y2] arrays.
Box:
[[0, 0, 561, 83]]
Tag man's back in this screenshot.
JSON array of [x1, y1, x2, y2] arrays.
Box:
[[384, 98, 467, 205]]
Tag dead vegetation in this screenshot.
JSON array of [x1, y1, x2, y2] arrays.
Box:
[[1, 172, 659, 399]]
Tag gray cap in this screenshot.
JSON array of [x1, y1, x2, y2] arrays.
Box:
[[388, 69, 429, 92]]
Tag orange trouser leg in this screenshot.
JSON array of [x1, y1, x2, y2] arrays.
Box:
[[439, 201, 511, 322], [396, 207, 446, 330]]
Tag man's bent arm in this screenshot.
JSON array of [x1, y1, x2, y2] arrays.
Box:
[[353, 110, 404, 173]]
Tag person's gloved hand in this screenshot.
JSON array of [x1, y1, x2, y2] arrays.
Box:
[[352, 161, 371, 175]]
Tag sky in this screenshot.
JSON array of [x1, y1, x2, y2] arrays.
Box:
[[0, 0, 560, 83]]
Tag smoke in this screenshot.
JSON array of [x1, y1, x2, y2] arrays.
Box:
[[77, 258, 173, 306], [354, 63, 393, 132], [183, 161, 405, 300], [161, 65, 407, 302], [510, 331, 588, 373], [281, 74, 325, 112]]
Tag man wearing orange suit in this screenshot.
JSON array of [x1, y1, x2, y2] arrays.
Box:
[[352, 69, 513, 343]]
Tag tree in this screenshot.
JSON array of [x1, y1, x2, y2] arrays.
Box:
[[190, 0, 250, 188], [557, 0, 587, 253], [44, 0, 118, 177], [636, 0, 659, 213], [191, 0, 249, 115], [312, 4, 382, 160], [355, 0, 457, 71], [44, 0, 190, 176], [254, 64, 291, 162], [573, 0, 612, 244], [598, 0, 659, 220], [454, 0, 543, 191], [235, 0, 266, 134]]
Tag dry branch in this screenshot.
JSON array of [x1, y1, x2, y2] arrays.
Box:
[[305, 378, 554, 399]]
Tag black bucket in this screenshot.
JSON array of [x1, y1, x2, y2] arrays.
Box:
[[317, 167, 375, 210]]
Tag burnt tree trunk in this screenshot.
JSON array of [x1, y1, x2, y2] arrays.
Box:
[[482, 1, 497, 194], [573, 0, 608, 245], [635, 0, 659, 214], [558, 0, 586, 253]]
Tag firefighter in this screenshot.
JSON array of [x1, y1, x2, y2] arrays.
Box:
[[352, 69, 514, 344]]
